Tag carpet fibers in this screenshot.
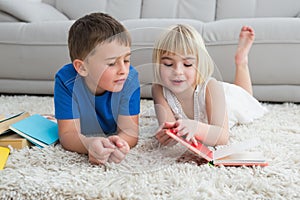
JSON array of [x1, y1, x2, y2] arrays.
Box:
[[0, 95, 299, 199]]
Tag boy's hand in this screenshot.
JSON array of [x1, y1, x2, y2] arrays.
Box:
[[107, 135, 130, 163], [87, 137, 115, 165], [155, 122, 178, 146]]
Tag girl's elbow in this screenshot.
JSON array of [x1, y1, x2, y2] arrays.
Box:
[[216, 129, 230, 146]]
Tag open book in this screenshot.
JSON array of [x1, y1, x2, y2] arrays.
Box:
[[165, 129, 268, 167]]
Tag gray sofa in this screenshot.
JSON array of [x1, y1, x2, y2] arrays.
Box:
[[0, 0, 300, 102]]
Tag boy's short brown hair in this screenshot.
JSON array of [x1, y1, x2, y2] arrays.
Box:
[[68, 12, 131, 62]]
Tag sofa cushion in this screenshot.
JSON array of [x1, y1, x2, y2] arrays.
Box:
[[203, 18, 300, 86], [0, 0, 68, 22], [0, 21, 72, 80], [53, 0, 142, 20], [42, 0, 55, 6], [203, 18, 300, 44], [141, 0, 216, 22], [0, 11, 19, 22], [216, 0, 300, 20]]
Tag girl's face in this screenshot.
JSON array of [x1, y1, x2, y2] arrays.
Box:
[[159, 53, 198, 94]]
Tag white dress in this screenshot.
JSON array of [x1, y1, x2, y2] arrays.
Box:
[[163, 78, 267, 128]]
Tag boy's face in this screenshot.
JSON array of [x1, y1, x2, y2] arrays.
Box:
[[81, 41, 131, 95]]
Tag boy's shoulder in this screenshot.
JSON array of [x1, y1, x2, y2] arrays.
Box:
[[54, 63, 79, 90], [55, 63, 77, 80], [56, 63, 76, 75]]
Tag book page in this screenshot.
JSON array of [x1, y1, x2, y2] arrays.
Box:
[[213, 138, 261, 160], [213, 152, 268, 166]]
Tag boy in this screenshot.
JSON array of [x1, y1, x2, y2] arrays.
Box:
[[54, 13, 140, 165]]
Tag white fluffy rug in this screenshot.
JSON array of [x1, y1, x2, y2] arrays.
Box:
[[0, 95, 299, 200]]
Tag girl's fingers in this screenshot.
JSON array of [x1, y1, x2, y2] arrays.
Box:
[[190, 137, 198, 146], [163, 136, 177, 146], [160, 132, 172, 143], [156, 129, 176, 146], [166, 138, 178, 146], [185, 132, 193, 141], [176, 126, 188, 137], [163, 121, 176, 129]]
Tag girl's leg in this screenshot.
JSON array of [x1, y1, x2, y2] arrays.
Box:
[[234, 26, 255, 95]]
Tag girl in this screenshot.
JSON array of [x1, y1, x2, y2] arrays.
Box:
[[152, 24, 266, 147]]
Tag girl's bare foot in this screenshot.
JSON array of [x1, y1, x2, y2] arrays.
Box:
[[235, 26, 255, 66], [234, 26, 255, 95]]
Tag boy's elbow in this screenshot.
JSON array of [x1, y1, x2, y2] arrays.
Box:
[[118, 130, 139, 148], [128, 137, 138, 148], [59, 137, 74, 152], [58, 131, 86, 154]]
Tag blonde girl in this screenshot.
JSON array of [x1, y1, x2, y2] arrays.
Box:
[[152, 24, 266, 146]]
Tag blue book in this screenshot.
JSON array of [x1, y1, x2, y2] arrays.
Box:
[[9, 114, 58, 148]]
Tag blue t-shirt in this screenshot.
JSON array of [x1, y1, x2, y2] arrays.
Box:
[[54, 63, 140, 136]]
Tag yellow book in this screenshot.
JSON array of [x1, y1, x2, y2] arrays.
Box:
[[0, 131, 32, 149], [0, 146, 10, 170], [0, 112, 30, 135]]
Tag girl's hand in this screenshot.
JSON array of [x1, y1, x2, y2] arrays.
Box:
[[173, 119, 200, 145], [87, 137, 116, 165], [107, 135, 130, 163], [155, 122, 178, 146]]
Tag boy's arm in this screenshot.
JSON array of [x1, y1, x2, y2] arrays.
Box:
[[57, 119, 88, 153], [117, 114, 139, 148], [57, 119, 115, 163]]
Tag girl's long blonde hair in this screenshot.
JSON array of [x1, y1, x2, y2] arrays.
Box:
[[153, 24, 214, 85]]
